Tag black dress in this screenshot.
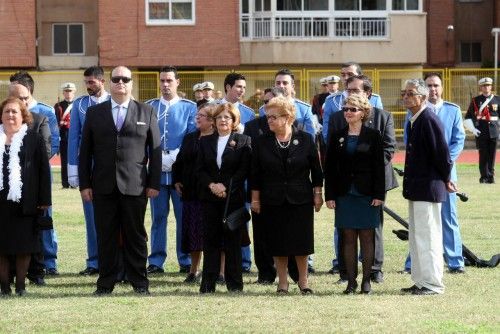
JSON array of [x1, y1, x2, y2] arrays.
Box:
[[0, 146, 40, 254], [262, 141, 314, 256]]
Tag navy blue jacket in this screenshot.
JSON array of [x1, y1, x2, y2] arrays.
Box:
[[403, 107, 452, 202]]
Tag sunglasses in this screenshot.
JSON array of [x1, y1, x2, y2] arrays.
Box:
[[263, 100, 270, 104], [111, 76, 132, 84], [267, 114, 286, 121], [342, 107, 361, 113], [400, 91, 421, 98]]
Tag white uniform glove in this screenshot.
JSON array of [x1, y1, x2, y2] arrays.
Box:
[[463, 119, 481, 137], [67, 164, 79, 188], [162, 148, 180, 172]]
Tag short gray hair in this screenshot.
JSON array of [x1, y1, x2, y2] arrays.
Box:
[[404, 79, 429, 97]]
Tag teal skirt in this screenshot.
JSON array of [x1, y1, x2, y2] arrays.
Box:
[[335, 187, 381, 229]]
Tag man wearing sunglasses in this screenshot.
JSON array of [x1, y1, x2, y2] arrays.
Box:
[[68, 66, 110, 277], [326, 75, 398, 284], [145, 66, 197, 275], [79, 66, 161, 296]]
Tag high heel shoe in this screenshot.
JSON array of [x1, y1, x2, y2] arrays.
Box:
[[276, 283, 289, 294], [343, 282, 358, 295]]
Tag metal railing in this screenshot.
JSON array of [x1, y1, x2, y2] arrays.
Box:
[[241, 16, 389, 40]]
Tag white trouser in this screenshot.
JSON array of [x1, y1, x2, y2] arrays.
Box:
[[408, 201, 445, 294]]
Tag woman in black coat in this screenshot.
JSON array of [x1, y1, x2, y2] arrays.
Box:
[[251, 96, 323, 295], [196, 103, 251, 293], [172, 102, 215, 283], [0, 97, 51, 296], [325, 94, 385, 295]]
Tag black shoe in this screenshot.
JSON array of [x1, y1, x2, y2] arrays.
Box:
[[133, 287, 151, 295], [328, 266, 340, 275], [360, 281, 372, 294], [1, 284, 12, 296], [256, 278, 275, 285], [487, 178, 495, 184], [307, 265, 316, 274], [300, 287, 314, 295], [479, 177, 488, 184], [242, 267, 251, 274], [412, 287, 439, 295], [398, 269, 411, 275], [179, 265, 191, 274], [343, 282, 358, 295], [276, 283, 289, 294], [15, 289, 27, 297], [79, 267, 99, 276], [370, 271, 384, 283], [184, 273, 200, 284], [448, 267, 465, 274], [216, 275, 225, 285], [94, 287, 113, 296], [401, 285, 419, 294], [147, 265, 164, 274], [28, 277, 46, 286], [45, 268, 59, 276]]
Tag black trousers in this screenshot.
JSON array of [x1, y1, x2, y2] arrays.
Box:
[[200, 201, 243, 293], [59, 138, 69, 188], [477, 137, 497, 180], [93, 187, 148, 290], [27, 231, 45, 280], [251, 211, 276, 282]]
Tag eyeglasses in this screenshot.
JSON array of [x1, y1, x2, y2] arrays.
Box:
[[400, 91, 422, 97], [342, 107, 361, 113], [346, 88, 363, 94], [215, 115, 232, 121], [267, 114, 286, 121], [196, 113, 209, 119], [263, 100, 270, 104], [111, 76, 132, 84]]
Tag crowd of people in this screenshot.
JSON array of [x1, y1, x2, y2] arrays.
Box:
[[0, 62, 498, 297]]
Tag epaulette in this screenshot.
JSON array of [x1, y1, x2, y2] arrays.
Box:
[[443, 101, 460, 109], [371, 93, 380, 98], [36, 102, 55, 111], [239, 103, 254, 112], [179, 98, 196, 105], [295, 99, 311, 107], [145, 98, 160, 104]]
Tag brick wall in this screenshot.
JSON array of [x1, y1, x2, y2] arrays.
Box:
[[425, 0, 455, 67], [0, 0, 36, 68], [98, 0, 240, 68]]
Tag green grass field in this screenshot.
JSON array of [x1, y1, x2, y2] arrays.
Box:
[[1, 164, 499, 333]]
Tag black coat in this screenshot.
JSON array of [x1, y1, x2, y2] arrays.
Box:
[[19, 130, 52, 215], [328, 107, 398, 192], [251, 128, 323, 206], [78, 100, 162, 195], [403, 107, 452, 202], [29, 112, 51, 159], [324, 125, 385, 201], [196, 132, 251, 204], [172, 130, 204, 201]]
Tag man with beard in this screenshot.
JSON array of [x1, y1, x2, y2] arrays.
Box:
[[68, 66, 110, 276]]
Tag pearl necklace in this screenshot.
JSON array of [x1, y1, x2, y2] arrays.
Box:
[[275, 137, 291, 149]]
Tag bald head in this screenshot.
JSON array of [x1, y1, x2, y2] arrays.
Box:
[[8, 83, 32, 107], [110, 66, 133, 103]]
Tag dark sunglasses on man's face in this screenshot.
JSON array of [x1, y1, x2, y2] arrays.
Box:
[[111, 76, 132, 84]]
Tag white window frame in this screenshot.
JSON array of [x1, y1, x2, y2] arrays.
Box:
[[389, 0, 421, 12], [145, 0, 196, 26], [52, 23, 85, 56]]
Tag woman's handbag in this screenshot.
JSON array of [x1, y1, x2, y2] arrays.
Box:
[[222, 178, 250, 231]]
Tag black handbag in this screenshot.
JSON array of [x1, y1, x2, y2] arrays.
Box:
[[222, 178, 250, 231], [36, 209, 53, 230]]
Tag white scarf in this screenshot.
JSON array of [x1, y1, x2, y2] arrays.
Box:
[[0, 123, 28, 202]]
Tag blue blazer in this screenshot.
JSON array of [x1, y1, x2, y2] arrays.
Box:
[[403, 107, 452, 202]]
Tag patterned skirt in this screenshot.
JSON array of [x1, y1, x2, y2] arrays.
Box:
[[181, 200, 204, 253]]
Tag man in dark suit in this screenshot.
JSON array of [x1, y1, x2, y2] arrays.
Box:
[[326, 75, 398, 283], [400, 79, 453, 295], [79, 66, 162, 295]]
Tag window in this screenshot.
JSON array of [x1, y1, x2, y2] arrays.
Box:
[[146, 0, 195, 25], [392, 0, 419, 10], [460, 42, 482, 63], [277, 0, 328, 11], [255, 0, 271, 11], [335, 0, 386, 10], [53, 24, 84, 55]]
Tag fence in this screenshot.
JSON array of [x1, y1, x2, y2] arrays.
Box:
[[0, 68, 498, 137]]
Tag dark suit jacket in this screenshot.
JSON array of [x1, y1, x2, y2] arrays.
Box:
[[196, 132, 251, 204], [78, 99, 161, 196], [328, 107, 398, 192], [19, 130, 52, 215], [29, 112, 51, 159], [403, 107, 452, 202], [324, 125, 385, 201], [243, 116, 270, 141], [251, 128, 323, 206], [172, 130, 202, 201]]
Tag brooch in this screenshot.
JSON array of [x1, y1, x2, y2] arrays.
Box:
[[339, 137, 344, 147], [229, 140, 236, 147], [292, 139, 299, 145]]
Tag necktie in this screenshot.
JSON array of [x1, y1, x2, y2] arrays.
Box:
[[116, 105, 125, 131]]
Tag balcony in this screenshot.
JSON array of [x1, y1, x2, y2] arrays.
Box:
[[240, 15, 390, 40]]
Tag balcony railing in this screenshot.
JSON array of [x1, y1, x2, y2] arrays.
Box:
[[240, 16, 389, 40]]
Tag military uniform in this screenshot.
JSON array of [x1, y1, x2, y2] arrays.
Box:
[[259, 99, 316, 137], [465, 94, 500, 183], [146, 97, 197, 271]]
